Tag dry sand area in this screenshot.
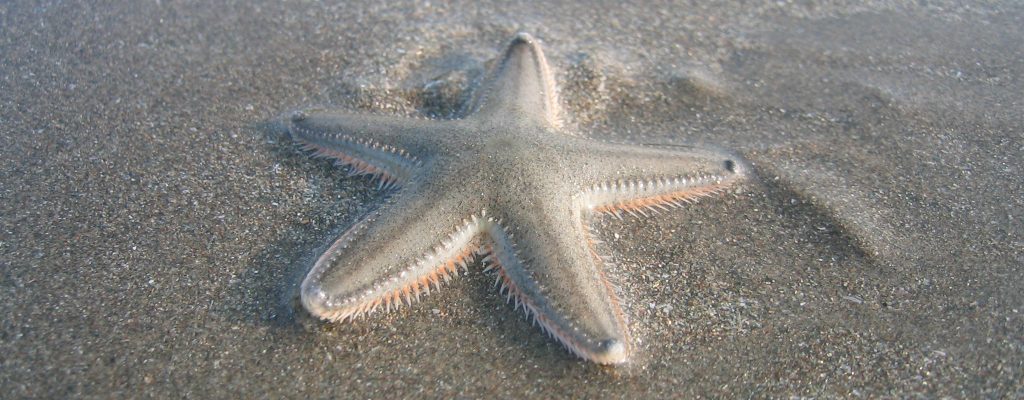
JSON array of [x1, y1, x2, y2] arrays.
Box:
[[1, 1, 1021, 398]]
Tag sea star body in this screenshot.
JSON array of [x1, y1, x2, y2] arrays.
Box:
[[289, 33, 746, 364]]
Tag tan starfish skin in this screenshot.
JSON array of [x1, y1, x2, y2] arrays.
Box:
[[288, 33, 747, 364]]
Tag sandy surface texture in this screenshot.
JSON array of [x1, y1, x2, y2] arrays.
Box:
[[2, 1, 1021, 398]]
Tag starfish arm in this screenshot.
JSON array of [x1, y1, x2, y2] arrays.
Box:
[[483, 196, 630, 364], [470, 33, 561, 128], [288, 109, 445, 188], [568, 140, 747, 218], [300, 187, 485, 322]]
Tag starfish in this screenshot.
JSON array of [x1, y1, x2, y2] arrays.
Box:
[[288, 33, 746, 365]]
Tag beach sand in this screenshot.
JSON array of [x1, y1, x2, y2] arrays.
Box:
[[1, 1, 1021, 397]]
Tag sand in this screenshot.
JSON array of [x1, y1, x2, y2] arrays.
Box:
[[1, 1, 1021, 398]]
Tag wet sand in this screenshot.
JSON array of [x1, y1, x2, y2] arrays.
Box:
[[1, 1, 1021, 397]]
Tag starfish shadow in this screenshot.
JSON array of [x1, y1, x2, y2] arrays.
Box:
[[237, 33, 910, 367], [221, 121, 384, 332], [608, 165, 900, 362]]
